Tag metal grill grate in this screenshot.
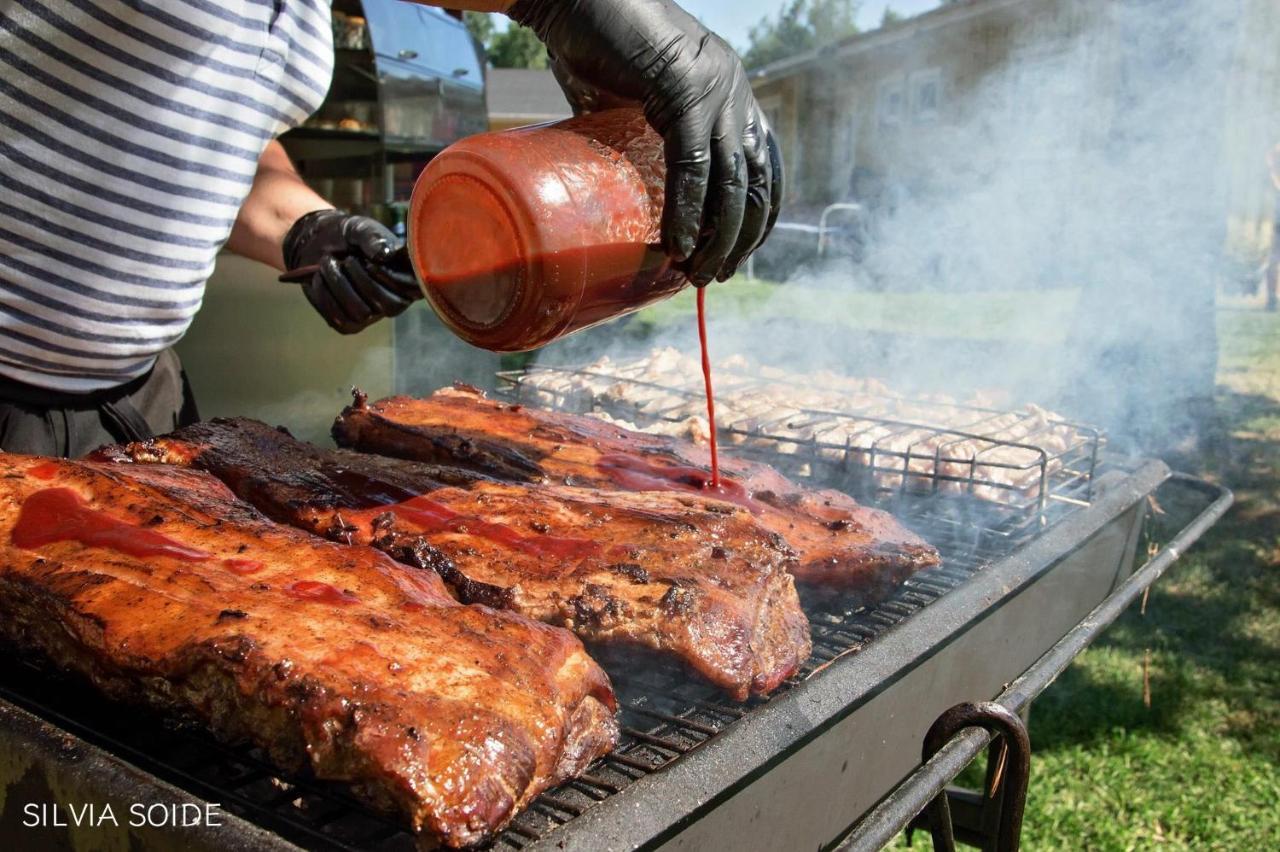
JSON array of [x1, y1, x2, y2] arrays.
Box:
[[0, 484, 1091, 851], [0, 372, 1105, 851], [495, 364, 1102, 537]]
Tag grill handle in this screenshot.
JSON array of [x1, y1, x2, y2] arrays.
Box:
[[920, 702, 1030, 852], [834, 472, 1232, 852]]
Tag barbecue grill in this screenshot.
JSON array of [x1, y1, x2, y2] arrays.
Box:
[[0, 370, 1229, 852]]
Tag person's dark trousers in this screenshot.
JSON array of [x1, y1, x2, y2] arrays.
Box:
[[0, 349, 199, 458]]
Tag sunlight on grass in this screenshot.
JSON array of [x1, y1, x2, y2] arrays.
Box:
[[630, 278, 1083, 343]]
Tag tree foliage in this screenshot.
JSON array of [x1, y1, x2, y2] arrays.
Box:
[[489, 24, 549, 70], [462, 10, 493, 47], [463, 11, 549, 70], [741, 0, 861, 70]]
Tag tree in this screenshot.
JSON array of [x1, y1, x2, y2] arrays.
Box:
[[881, 7, 904, 27], [463, 10, 493, 47], [463, 11, 549, 70], [741, 0, 860, 70], [488, 24, 549, 69]]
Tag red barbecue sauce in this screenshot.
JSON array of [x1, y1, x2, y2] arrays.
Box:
[[696, 286, 720, 488], [326, 468, 599, 560], [383, 495, 600, 560], [11, 487, 212, 562], [28, 461, 59, 481], [224, 558, 265, 575], [596, 455, 758, 514], [285, 580, 358, 606], [14, 486, 357, 607]]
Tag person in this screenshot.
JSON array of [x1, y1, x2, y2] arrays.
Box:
[[0, 0, 780, 457], [1265, 142, 1280, 311]]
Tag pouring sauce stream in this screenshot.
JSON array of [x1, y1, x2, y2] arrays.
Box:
[[696, 286, 720, 488]]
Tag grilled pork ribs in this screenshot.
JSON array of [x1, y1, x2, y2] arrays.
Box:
[[104, 419, 811, 700], [0, 454, 616, 848], [334, 387, 940, 593]]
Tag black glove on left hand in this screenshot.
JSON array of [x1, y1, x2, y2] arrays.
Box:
[[282, 210, 420, 334]]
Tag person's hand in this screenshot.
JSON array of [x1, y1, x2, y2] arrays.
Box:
[[282, 210, 420, 334], [510, 0, 783, 284]]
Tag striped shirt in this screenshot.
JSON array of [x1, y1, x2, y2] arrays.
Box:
[[0, 0, 334, 392]]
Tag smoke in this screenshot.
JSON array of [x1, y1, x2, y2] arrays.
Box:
[[530, 0, 1276, 456]]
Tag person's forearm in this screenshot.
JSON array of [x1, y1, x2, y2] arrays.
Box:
[[225, 140, 333, 270]]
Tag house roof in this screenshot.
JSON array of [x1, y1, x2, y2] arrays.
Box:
[[485, 68, 573, 123], [749, 0, 1032, 84]]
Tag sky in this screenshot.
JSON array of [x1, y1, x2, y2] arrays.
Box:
[[485, 2, 944, 53], [680, 0, 944, 51]]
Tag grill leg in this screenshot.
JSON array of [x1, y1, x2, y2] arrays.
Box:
[[919, 702, 1031, 852]]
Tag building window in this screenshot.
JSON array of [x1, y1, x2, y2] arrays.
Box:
[[877, 77, 905, 128], [910, 69, 943, 123]]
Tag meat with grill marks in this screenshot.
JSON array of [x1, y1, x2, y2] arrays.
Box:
[[332, 386, 941, 593], [0, 453, 617, 848], [101, 418, 811, 701]]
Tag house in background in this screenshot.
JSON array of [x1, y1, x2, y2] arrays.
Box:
[[750, 0, 1280, 259], [485, 68, 572, 131]]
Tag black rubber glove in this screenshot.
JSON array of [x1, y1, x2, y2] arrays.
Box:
[[282, 210, 420, 334], [510, 0, 783, 284]]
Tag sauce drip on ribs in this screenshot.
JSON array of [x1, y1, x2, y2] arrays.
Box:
[[0, 454, 617, 848], [103, 418, 812, 700], [332, 386, 941, 592]]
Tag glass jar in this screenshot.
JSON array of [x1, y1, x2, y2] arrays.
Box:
[[407, 108, 688, 351]]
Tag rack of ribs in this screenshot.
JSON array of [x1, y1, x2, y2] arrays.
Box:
[[332, 387, 941, 592], [0, 453, 617, 848], [100, 419, 811, 700]]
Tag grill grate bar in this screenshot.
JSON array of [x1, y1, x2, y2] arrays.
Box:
[[630, 706, 722, 737], [572, 775, 623, 795], [619, 726, 696, 753], [535, 795, 586, 817], [604, 751, 666, 773]]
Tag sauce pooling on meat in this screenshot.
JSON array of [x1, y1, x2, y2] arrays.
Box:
[[378, 495, 601, 560], [12, 487, 212, 562], [326, 466, 600, 560], [285, 580, 359, 605], [224, 558, 265, 575], [596, 453, 761, 514]]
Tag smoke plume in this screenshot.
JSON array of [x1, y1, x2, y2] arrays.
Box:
[[523, 0, 1276, 457]]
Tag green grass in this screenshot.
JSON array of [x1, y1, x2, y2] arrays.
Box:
[[888, 302, 1280, 849], [632, 278, 1081, 343]]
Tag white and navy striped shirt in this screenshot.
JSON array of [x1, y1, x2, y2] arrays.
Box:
[[0, 0, 334, 392]]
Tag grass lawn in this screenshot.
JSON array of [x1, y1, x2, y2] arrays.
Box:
[[890, 302, 1280, 849], [633, 278, 1081, 343]]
